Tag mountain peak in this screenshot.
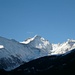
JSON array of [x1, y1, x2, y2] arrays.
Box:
[[67, 39, 75, 43], [33, 35, 45, 42], [34, 35, 42, 39], [21, 35, 43, 44]]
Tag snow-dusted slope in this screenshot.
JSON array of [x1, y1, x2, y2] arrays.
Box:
[[0, 35, 75, 71], [0, 35, 52, 71], [52, 39, 75, 55], [21, 35, 52, 54], [22, 35, 75, 55], [0, 36, 32, 71]]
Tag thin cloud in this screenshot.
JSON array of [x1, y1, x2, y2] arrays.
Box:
[[27, 32, 34, 34]]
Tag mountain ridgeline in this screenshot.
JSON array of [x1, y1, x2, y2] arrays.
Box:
[[0, 35, 75, 75]]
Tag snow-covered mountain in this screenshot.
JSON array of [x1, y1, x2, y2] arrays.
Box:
[[0, 35, 75, 71], [0, 35, 52, 71], [52, 39, 75, 55], [21, 35, 52, 55]]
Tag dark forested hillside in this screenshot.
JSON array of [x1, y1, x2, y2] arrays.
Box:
[[0, 49, 75, 75]]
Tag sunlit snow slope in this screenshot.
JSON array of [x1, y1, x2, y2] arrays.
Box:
[[0, 35, 75, 71]]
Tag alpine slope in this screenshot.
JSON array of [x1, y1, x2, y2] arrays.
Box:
[[0, 35, 75, 71]]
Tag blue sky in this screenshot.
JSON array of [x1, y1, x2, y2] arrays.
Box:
[[0, 0, 75, 43]]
